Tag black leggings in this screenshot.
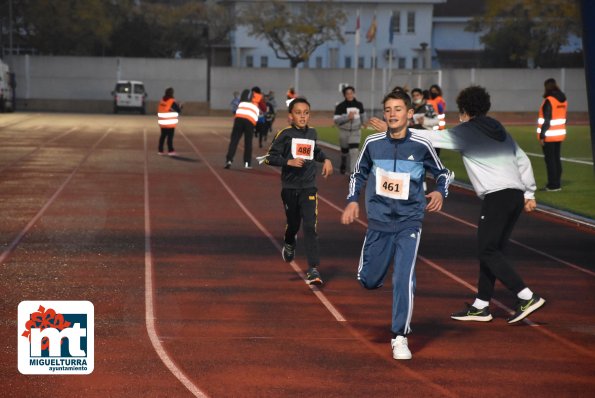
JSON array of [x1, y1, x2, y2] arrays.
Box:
[[476, 189, 526, 301], [542, 141, 562, 189], [158, 128, 175, 152], [226, 118, 254, 164], [281, 187, 319, 268]]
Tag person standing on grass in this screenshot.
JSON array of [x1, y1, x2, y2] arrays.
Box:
[[537, 78, 567, 191], [341, 89, 451, 360], [370, 85, 545, 325], [333, 85, 367, 175], [261, 97, 333, 285], [157, 87, 182, 156]]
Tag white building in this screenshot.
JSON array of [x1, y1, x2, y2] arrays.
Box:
[[231, 0, 445, 70]]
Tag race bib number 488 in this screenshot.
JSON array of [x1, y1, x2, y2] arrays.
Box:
[[291, 138, 315, 160], [375, 167, 411, 200]]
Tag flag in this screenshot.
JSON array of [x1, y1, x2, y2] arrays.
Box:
[[355, 10, 360, 47], [366, 13, 377, 43], [388, 11, 394, 45]]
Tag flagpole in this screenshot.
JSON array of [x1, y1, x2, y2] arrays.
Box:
[[354, 9, 360, 89], [370, 11, 377, 117], [388, 11, 393, 89]]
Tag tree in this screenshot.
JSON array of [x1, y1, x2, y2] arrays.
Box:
[[469, 0, 582, 67], [240, 0, 346, 68]]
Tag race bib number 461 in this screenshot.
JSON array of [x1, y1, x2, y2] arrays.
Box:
[[375, 167, 410, 200], [291, 138, 315, 160]]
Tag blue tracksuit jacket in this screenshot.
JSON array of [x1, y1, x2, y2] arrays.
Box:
[[347, 129, 451, 232]]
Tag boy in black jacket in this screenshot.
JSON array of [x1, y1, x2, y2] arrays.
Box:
[[262, 98, 333, 285]]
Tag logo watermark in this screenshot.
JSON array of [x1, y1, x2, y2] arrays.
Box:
[[18, 301, 94, 375]]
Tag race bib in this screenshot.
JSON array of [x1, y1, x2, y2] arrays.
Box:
[[346, 107, 360, 119], [375, 167, 410, 200], [291, 138, 315, 160]]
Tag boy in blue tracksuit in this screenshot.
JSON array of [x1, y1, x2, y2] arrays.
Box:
[[341, 89, 451, 360]]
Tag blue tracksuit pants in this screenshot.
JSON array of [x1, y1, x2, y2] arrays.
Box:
[[357, 226, 421, 336]]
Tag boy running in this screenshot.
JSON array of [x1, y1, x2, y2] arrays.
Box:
[[341, 90, 451, 360], [262, 98, 333, 285]]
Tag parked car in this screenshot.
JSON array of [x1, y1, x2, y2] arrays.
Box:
[[112, 80, 147, 114]]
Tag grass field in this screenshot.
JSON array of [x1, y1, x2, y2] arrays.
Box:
[[315, 124, 595, 220]]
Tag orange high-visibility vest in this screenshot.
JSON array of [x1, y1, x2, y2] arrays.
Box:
[[427, 96, 446, 130], [235, 101, 259, 125], [157, 98, 178, 128], [537, 96, 567, 142]]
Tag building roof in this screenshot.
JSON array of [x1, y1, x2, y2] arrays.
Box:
[[433, 0, 485, 17]]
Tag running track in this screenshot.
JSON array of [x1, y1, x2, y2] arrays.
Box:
[[1, 113, 594, 397]]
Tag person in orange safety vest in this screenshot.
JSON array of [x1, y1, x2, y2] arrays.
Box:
[[537, 78, 567, 191], [225, 87, 262, 169], [157, 87, 182, 156]]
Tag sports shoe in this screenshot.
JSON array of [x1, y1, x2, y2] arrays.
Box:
[[224, 160, 232, 169], [158, 151, 165, 156], [451, 303, 493, 322], [281, 242, 295, 262], [244, 162, 252, 169], [545, 186, 561, 192], [507, 294, 546, 324], [391, 336, 412, 360], [306, 267, 323, 285], [168, 151, 177, 156]]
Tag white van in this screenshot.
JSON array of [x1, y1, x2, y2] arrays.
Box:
[[112, 80, 147, 114]]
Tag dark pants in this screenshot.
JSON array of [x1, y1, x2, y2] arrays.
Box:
[[476, 189, 526, 301], [257, 121, 269, 148], [226, 118, 254, 165], [542, 141, 562, 189], [158, 128, 175, 152], [281, 187, 319, 268]]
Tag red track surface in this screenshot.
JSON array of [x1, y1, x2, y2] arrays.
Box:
[[1, 113, 594, 397]]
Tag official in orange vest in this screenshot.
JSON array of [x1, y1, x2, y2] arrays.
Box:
[[225, 87, 261, 169], [427, 84, 446, 132], [157, 87, 182, 156], [537, 78, 567, 191]]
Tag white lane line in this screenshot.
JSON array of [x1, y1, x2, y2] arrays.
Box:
[[0, 126, 79, 174], [143, 129, 210, 398], [0, 128, 111, 266], [179, 129, 346, 322], [526, 152, 593, 166], [436, 210, 595, 278]]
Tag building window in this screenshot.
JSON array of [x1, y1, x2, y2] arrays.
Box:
[[303, 58, 310, 68], [391, 11, 400, 34], [329, 48, 339, 68], [358, 56, 365, 68], [412, 57, 418, 69], [345, 56, 352, 69], [260, 56, 268, 68], [370, 56, 377, 68], [316, 56, 323, 68], [407, 11, 415, 33], [246, 55, 253, 68], [398, 57, 406, 69]]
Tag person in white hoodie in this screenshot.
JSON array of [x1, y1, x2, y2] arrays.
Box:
[[370, 85, 545, 324]]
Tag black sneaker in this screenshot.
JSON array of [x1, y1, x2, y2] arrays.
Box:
[[281, 242, 295, 262], [507, 294, 546, 324], [451, 303, 493, 322], [306, 267, 323, 285], [224, 160, 232, 169]]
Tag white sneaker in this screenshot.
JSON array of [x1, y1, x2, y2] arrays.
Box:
[[391, 336, 412, 360]]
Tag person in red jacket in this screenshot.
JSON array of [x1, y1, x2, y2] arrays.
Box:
[[157, 87, 182, 156], [537, 78, 567, 191]]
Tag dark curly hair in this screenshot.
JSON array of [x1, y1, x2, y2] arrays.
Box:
[[456, 86, 491, 117]]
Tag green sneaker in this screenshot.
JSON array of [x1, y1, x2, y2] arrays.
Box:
[[508, 294, 546, 324], [451, 303, 493, 322]]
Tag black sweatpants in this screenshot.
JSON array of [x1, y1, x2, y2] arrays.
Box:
[[226, 117, 254, 164], [542, 141, 562, 189], [476, 189, 526, 301], [281, 187, 319, 268], [158, 128, 175, 152]]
